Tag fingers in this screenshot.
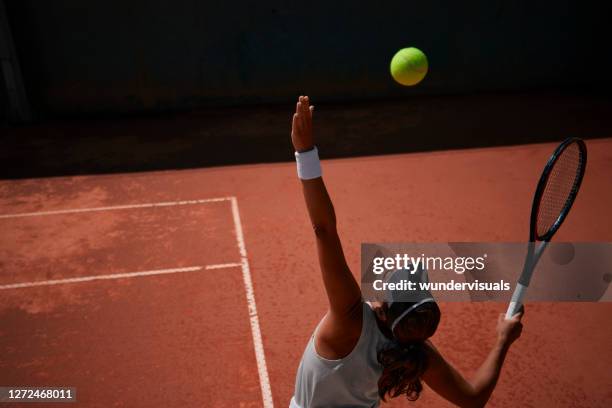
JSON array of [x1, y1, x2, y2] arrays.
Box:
[[296, 95, 313, 114], [301, 95, 309, 111], [293, 96, 313, 139], [512, 306, 525, 321], [499, 311, 522, 324], [511, 315, 523, 324], [292, 113, 298, 132], [297, 96, 312, 124], [294, 112, 304, 135]]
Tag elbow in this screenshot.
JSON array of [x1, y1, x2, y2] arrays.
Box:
[[461, 402, 484, 408], [310, 203, 337, 238], [459, 395, 488, 408], [312, 221, 337, 238]]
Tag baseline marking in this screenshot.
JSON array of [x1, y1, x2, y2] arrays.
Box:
[[0, 264, 241, 290], [230, 196, 274, 408], [0, 197, 231, 219]]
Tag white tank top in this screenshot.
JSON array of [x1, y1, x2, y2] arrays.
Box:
[[290, 302, 393, 408]]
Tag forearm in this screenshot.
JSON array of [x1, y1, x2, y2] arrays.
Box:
[[468, 339, 510, 406], [301, 177, 337, 233], [424, 315, 523, 408], [302, 177, 360, 313]]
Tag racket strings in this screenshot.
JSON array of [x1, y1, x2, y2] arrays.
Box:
[[537, 143, 584, 238]]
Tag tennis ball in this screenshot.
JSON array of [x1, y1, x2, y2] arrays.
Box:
[[390, 47, 428, 86], [548, 242, 575, 266]]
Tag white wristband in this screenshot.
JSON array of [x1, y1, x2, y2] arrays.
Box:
[[295, 146, 322, 180]]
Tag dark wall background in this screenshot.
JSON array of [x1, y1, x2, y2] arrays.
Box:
[[0, 72, 7, 121], [6, 0, 611, 115]]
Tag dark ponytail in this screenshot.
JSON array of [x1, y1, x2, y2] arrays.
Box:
[[377, 341, 427, 401], [377, 301, 440, 401]]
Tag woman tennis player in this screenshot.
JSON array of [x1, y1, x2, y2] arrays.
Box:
[[289, 96, 524, 408]]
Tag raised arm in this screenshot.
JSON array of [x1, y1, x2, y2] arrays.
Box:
[[291, 96, 362, 352], [422, 311, 524, 408]]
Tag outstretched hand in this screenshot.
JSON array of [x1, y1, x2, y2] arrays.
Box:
[[291, 95, 314, 152]]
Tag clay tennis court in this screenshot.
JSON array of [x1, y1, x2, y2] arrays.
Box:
[[1, 138, 610, 407]]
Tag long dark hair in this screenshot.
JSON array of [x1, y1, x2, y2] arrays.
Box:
[[377, 301, 441, 402]]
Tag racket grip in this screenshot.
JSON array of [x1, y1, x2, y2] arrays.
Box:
[[505, 282, 528, 319]]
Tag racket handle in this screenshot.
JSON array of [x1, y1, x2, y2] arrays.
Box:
[[505, 282, 528, 319]]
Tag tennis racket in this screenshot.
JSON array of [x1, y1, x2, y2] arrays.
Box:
[[505, 137, 587, 319]]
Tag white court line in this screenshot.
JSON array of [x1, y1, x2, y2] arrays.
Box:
[[205, 262, 242, 270], [0, 263, 242, 290], [0, 263, 241, 290], [0, 265, 210, 290], [0, 195, 274, 406], [0, 197, 231, 219], [230, 196, 274, 408]]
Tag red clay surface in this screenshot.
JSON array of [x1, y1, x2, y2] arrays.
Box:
[[1, 139, 611, 407]]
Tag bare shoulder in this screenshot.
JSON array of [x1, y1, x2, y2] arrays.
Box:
[[314, 300, 364, 360]]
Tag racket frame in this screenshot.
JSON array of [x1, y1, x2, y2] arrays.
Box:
[[530, 137, 587, 242], [505, 138, 587, 319]]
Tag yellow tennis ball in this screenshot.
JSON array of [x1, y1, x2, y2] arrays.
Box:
[[390, 47, 428, 86]]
